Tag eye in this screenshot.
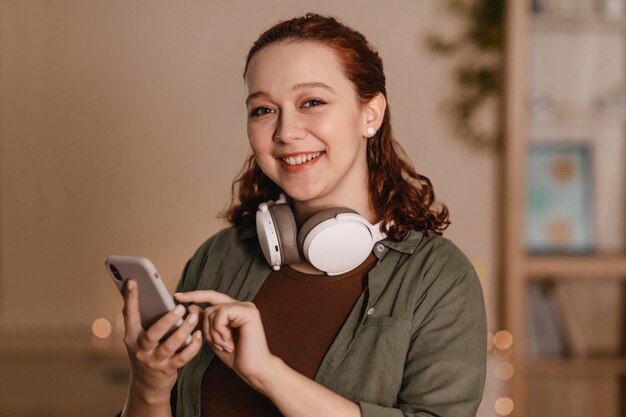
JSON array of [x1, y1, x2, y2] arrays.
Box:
[[302, 99, 326, 108], [249, 106, 274, 118]]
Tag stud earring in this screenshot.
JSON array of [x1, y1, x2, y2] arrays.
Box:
[[366, 127, 376, 137]]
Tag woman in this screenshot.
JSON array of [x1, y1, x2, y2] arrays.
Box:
[[119, 13, 487, 417]]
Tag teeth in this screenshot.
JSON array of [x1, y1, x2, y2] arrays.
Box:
[[282, 152, 321, 166]]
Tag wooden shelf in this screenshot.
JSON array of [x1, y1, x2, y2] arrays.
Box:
[[527, 357, 626, 376], [532, 13, 626, 32], [530, 106, 626, 125], [526, 255, 626, 278], [506, 3, 626, 416]]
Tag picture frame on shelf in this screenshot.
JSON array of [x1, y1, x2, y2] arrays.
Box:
[[526, 142, 595, 254], [528, 119, 625, 253]]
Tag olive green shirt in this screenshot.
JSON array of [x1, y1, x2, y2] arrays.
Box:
[[175, 225, 487, 417]]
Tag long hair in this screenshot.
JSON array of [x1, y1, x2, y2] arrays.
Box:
[[223, 13, 450, 240]]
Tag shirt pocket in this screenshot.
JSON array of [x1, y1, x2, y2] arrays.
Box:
[[333, 315, 412, 407]]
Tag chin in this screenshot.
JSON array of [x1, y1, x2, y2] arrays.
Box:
[[281, 187, 323, 204]]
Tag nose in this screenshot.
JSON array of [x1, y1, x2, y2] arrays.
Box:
[[274, 109, 307, 143]]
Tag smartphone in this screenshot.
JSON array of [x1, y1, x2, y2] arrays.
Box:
[[105, 255, 188, 344]]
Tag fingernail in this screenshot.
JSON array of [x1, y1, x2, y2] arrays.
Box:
[[224, 345, 233, 353], [213, 344, 223, 351], [184, 335, 192, 345], [174, 305, 185, 316], [194, 330, 202, 339], [188, 313, 198, 324], [174, 292, 182, 297], [127, 280, 135, 290]]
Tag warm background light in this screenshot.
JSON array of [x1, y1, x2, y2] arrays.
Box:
[[494, 397, 514, 416], [92, 318, 112, 339], [495, 361, 514, 380], [493, 330, 513, 350]]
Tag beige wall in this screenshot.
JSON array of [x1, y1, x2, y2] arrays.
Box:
[[0, 1, 499, 415]]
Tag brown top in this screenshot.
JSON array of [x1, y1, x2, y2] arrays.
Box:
[[200, 254, 376, 417]]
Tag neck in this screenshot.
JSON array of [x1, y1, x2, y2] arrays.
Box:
[[290, 195, 378, 227]]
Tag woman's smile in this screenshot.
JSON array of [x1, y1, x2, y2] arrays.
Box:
[[278, 151, 325, 172]]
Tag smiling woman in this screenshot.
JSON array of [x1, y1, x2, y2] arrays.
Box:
[[244, 41, 373, 214], [116, 13, 486, 417]]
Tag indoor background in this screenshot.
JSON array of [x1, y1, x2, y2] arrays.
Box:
[[2, 1, 620, 417]]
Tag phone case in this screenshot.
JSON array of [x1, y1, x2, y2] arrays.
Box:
[[105, 255, 182, 334]]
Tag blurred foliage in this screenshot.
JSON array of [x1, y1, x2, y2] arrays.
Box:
[[426, 0, 505, 151]]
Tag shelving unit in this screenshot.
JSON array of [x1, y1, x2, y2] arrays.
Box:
[[532, 13, 626, 31], [505, 2, 626, 417], [527, 256, 626, 277], [527, 357, 626, 376]]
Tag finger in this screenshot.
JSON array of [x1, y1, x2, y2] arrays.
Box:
[[211, 309, 234, 348], [169, 330, 203, 368], [174, 290, 235, 305], [138, 304, 186, 351], [187, 304, 203, 329], [209, 341, 231, 356], [122, 280, 141, 344], [153, 308, 200, 361], [202, 310, 219, 348], [202, 309, 230, 353], [204, 310, 232, 352]]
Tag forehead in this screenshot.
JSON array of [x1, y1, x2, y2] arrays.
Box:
[[244, 41, 352, 93]]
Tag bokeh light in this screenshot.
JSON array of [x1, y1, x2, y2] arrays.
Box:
[[493, 330, 513, 350], [495, 361, 515, 380], [495, 397, 514, 416], [92, 318, 112, 339]]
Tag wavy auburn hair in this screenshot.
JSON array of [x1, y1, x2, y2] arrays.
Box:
[[223, 13, 450, 240]]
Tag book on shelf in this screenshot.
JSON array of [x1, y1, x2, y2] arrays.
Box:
[[553, 280, 623, 356], [527, 280, 624, 358], [527, 281, 569, 357]]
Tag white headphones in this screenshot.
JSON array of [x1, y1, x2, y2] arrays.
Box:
[[256, 194, 386, 276]]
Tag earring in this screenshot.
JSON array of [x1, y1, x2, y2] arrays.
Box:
[[366, 127, 376, 137]]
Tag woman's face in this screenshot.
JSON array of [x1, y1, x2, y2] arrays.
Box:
[[244, 41, 371, 209]]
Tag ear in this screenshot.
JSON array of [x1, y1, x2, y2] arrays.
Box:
[[361, 92, 386, 138]]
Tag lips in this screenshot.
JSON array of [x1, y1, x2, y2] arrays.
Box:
[[279, 151, 324, 166]]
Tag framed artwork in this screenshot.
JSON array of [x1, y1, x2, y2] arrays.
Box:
[[526, 142, 594, 254]]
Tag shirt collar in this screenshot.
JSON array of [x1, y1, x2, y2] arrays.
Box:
[[237, 224, 257, 241], [379, 229, 424, 254]]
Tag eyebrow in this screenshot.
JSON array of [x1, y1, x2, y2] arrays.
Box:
[[245, 82, 335, 105], [291, 81, 335, 93]]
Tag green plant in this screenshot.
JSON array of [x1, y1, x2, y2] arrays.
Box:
[[426, 0, 505, 151]]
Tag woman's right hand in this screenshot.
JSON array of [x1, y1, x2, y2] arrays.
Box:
[[122, 279, 203, 406]]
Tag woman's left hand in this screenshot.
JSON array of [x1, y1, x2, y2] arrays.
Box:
[[173, 290, 277, 389]]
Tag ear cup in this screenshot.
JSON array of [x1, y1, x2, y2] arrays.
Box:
[[256, 203, 282, 268], [298, 207, 375, 275], [269, 204, 301, 265], [297, 207, 359, 250]]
